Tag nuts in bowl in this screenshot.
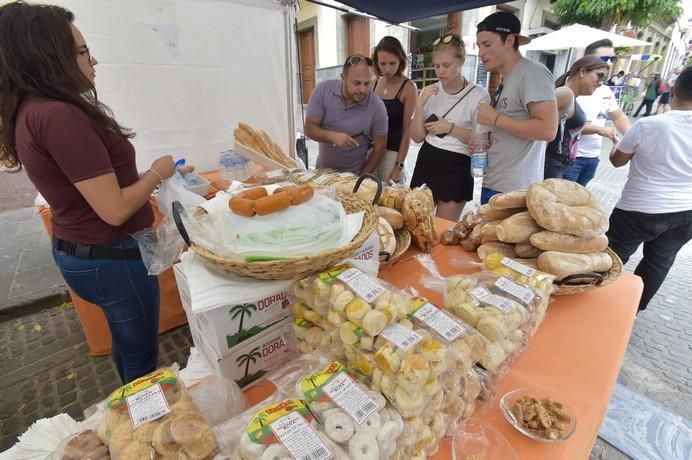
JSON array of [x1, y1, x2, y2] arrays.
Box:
[[499, 387, 576, 442]]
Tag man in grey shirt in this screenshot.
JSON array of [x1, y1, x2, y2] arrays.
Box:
[[305, 55, 388, 174], [475, 12, 558, 203]]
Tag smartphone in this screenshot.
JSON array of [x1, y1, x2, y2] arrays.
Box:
[[424, 113, 446, 138]]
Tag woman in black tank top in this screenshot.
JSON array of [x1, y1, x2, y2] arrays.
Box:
[[372, 36, 417, 183]]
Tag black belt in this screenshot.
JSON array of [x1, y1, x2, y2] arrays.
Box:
[[52, 236, 142, 260]]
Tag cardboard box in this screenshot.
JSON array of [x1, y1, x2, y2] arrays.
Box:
[[173, 263, 292, 358], [196, 316, 298, 389]]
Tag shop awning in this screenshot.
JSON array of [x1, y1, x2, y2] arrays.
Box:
[[314, 0, 509, 24], [521, 24, 652, 51]]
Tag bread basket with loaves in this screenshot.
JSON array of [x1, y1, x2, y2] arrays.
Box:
[[172, 174, 381, 280]]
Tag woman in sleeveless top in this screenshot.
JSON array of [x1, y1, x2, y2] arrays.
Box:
[[372, 36, 417, 183], [409, 34, 490, 221], [545, 56, 609, 179]]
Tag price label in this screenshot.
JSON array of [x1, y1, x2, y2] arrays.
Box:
[[412, 302, 466, 342], [501, 257, 536, 277], [471, 287, 514, 313], [270, 411, 333, 460], [323, 372, 380, 425], [495, 277, 536, 305], [126, 383, 171, 428], [336, 268, 386, 303], [380, 323, 423, 351]]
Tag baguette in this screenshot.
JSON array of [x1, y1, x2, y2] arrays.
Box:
[[495, 211, 542, 243], [478, 204, 526, 221], [489, 190, 527, 209], [530, 231, 609, 254], [514, 242, 543, 258], [537, 251, 613, 280]]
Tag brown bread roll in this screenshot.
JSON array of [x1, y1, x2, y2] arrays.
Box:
[[530, 231, 609, 254], [496, 211, 542, 243], [537, 251, 613, 280], [514, 242, 543, 258], [489, 190, 527, 209]]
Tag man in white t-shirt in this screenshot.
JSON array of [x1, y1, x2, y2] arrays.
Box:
[[607, 65, 692, 313], [563, 39, 631, 186]]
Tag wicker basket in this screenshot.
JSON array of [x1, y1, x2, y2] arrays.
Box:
[[382, 228, 411, 265], [552, 248, 624, 295], [174, 192, 377, 280]]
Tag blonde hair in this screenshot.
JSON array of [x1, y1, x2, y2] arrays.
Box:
[[432, 34, 465, 60]]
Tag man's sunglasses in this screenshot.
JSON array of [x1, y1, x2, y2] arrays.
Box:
[[344, 55, 373, 67], [599, 55, 617, 64], [433, 34, 462, 47]]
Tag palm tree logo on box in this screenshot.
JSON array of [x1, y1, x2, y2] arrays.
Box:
[[227, 301, 288, 348], [235, 346, 262, 388]]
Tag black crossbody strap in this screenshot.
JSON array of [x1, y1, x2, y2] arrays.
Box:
[[442, 83, 476, 119]]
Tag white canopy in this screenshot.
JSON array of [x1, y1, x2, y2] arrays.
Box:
[[521, 24, 653, 51], [51, 0, 296, 173]]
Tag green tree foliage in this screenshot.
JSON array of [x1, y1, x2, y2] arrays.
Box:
[[552, 0, 683, 30]]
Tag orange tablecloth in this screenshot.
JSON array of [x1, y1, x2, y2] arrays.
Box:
[[236, 218, 641, 459], [38, 197, 188, 356]]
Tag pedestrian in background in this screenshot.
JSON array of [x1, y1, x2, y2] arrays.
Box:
[[562, 39, 630, 187], [371, 36, 417, 184], [607, 65, 692, 313], [0, 2, 178, 383], [634, 74, 662, 117]]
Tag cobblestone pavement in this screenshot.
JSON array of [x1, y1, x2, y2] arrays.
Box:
[[0, 169, 38, 213], [0, 304, 193, 453]]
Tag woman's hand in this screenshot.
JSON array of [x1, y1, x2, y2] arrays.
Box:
[[598, 126, 619, 143], [476, 103, 499, 127], [417, 85, 439, 108], [388, 166, 402, 184], [150, 155, 176, 180], [424, 118, 453, 136]]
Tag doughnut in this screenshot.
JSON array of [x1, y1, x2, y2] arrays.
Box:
[[184, 429, 217, 459], [262, 443, 292, 460], [117, 440, 154, 460], [348, 432, 380, 460], [394, 385, 425, 418], [354, 411, 382, 432], [152, 419, 181, 458], [170, 413, 209, 445], [324, 410, 355, 443], [239, 431, 266, 457], [309, 400, 336, 415], [376, 421, 402, 458]]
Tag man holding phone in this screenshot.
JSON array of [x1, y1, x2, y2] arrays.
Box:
[[304, 55, 388, 174], [475, 12, 558, 203]]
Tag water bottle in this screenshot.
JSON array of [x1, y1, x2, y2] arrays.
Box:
[[471, 132, 489, 178], [218, 150, 236, 181]]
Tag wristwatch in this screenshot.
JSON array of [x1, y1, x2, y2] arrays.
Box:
[[394, 161, 405, 169]]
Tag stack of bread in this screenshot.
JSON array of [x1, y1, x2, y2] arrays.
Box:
[[233, 122, 301, 169], [444, 179, 613, 282], [290, 264, 485, 458], [377, 185, 437, 252]]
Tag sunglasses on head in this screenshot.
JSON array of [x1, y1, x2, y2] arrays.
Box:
[[344, 55, 373, 67], [433, 34, 462, 47], [599, 55, 617, 64]]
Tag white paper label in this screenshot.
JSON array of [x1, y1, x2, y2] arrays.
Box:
[[501, 257, 536, 277], [337, 172, 356, 178], [313, 174, 333, 185], [337, 268, 386, 303], [323, 372, 380, 425], [270, 411, 333, 460], [380, 323, 423, 351], [266, 169, 285, 178], [495, 277, 536, 305], [126, 383, 171, 428], [298, 171, 317, 182], [471, 287, 514, 313], [412, 302, 466, 342]]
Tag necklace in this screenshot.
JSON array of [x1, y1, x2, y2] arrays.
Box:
[[381, 77, 397, 96]]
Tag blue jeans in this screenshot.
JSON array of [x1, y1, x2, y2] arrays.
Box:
[[52, 237, 160, 383], [563, 157, 600, 186], [480, 187, 501, 205], [607, 208, 692, 312]]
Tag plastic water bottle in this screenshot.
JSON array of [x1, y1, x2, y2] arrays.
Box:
[[218, 150, 237, 181], [471, 132, 489, 178]]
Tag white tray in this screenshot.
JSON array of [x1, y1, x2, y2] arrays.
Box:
[[234, 141, 304, 171]]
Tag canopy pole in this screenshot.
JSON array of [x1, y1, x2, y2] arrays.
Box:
[[281, 0, 298, 159]]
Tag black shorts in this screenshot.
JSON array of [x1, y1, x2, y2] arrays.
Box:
[[410, 141, 474, 202]]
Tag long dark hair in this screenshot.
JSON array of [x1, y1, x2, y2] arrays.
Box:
[[555, 55, 609, 88], [0, 1, 133, 168], [372, 36, 407, 77]]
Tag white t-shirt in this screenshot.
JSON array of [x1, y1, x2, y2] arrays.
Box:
[[615, 110, 692, 214], [576, 85, 620, 158], [423, 81, 490, 155]]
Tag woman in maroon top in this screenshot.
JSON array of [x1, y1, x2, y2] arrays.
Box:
[[0, 2, 176, 383]]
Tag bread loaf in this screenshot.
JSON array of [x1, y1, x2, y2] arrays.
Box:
[[514, 242, 543, 258], [477, 242, 516, 260], [479, 220, 501, 243], [526, 180, 608, 238], [537, 251, 612, 280], [495, 212, 542, 243], [530, 231, 608, 254], [489, 190, 527, 209], [376, 205, 405, 229], [478, 204, 525, 221]]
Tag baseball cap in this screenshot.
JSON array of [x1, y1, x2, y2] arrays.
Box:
[[477, 11, 531, 45]]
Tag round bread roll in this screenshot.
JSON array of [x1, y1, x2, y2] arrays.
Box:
[[377, 217, 397, 256], [170, 413, 210, 445]]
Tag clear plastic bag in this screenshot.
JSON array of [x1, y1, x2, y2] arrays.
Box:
[[98, 367, 217, 460], [131, 219, 184, 275]]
